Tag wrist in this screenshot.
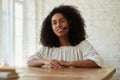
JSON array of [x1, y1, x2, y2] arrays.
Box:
[[41, 59, 47, 65], [67, 61, 73, 66]]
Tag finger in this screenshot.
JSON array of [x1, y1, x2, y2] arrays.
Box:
[[50, 64, 58, 68], [51, 61, 63, 68], [58, 60, 64, 65]]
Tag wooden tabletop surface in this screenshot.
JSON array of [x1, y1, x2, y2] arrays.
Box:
[[14, 67, 116, 80]]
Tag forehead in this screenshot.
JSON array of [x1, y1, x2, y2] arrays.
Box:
[[52, 13, 66, 21]]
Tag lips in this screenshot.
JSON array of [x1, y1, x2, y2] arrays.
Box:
[[57, 28, 63, 32], [56, 27, 67, 32]]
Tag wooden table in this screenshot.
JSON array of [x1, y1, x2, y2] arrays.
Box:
[[15, 67, 116, 80]]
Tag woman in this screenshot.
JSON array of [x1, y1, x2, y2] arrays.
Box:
[[27, 5, 106, 68]]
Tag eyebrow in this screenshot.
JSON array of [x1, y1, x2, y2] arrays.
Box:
[[52, 18, 65, 22]]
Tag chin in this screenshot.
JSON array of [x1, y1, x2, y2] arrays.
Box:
[[58, 35, 67, 38]]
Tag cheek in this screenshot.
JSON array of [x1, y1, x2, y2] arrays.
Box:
[[64, 21, 69, 28]]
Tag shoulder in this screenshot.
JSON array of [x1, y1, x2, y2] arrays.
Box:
[[76, 40, 94, 51], [77, 40, 92, 47], [37, 45, 49, 51]]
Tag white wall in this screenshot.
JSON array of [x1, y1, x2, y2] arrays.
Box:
[[0, 0, 2, 60], [0, 0, 36, 66], [36, 0, 120, 80], [22, 0, 36, 65], [1, 0, 14, 65]]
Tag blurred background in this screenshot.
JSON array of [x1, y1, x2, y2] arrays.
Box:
[[0, 0, 120, 79]]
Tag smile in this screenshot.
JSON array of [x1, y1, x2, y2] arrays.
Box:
[[56, 27, 67, 32]]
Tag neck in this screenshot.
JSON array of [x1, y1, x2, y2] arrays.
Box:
[[59, 37, 70, 46]]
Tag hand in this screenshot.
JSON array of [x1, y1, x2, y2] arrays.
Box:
[[43, 59, 63, 69], [58, 60, 72, 67]]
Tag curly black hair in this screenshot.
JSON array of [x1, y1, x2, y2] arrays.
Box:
[[40, 5, 86, 47]]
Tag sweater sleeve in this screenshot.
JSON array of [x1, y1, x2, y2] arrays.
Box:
[[27, 45, 44, 63], [79, 40, 107, 68]]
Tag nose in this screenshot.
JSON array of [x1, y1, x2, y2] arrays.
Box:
[[56, 22, 61, 27]]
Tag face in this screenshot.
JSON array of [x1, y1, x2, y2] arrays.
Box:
[[51, 13, 69, 38]]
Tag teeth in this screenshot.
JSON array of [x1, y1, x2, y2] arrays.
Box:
[[56, 27, 67, 32], [58, 29, 62, 32], [57, 28, 63, 32]]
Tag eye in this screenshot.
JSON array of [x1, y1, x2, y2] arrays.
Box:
[[60, 19, 65, 23], [52, 21, 57, 25]]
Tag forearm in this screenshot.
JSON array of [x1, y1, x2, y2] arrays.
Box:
[[27, 59, 44, 67], [27, 59, 63, 68], [69, 59, 100, 68], [59, 59, 100, 68]]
